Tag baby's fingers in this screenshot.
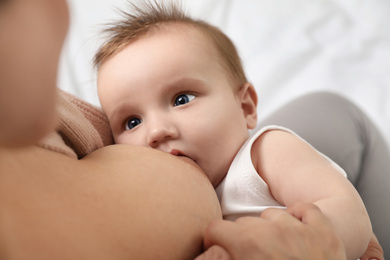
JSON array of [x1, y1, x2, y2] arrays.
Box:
[[360, 232, 384, 260]]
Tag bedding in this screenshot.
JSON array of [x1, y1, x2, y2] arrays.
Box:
[[58, 0, 390, 143]]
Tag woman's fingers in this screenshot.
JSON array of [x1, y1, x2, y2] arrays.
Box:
[[285, 202, 328, 225], [202, 219, 241, 252], [202, 217, 272, 259], [201, 203, 347, 260], [194, 245, 232, 260]]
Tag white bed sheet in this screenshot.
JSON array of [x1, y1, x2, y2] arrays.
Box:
[[58, 0, 390, 143]]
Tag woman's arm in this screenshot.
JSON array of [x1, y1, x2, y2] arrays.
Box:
[[0, 145, 221, 259], [251, 130, 372, 260]]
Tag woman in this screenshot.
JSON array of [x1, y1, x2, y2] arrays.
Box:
[[0, 0, 381, 259]]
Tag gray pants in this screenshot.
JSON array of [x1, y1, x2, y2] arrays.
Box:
[[258, 91, 390, 256]]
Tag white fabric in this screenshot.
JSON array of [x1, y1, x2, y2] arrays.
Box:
[[58, 0, 390, 144], [215, 125, 346, 221]]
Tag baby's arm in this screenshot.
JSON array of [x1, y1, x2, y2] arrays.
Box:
[[251, 130, 372, 260]]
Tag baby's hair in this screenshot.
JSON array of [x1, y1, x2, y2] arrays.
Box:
[[94, 0, 247, 89]]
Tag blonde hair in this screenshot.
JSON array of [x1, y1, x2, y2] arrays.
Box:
[[94, 0, 247, 88]]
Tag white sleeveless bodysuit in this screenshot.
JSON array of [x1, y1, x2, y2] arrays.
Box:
[[215, 125, 346, 221]]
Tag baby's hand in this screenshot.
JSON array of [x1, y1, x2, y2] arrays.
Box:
[[359, 232, 384, 260]]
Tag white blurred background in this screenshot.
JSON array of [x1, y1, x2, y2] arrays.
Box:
[[58, 0, 390, 143]]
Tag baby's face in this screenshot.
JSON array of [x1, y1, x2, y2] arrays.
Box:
[[98, 25, 255, 186]]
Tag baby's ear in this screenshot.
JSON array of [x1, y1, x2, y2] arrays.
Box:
[[238, 82, 258, 129]]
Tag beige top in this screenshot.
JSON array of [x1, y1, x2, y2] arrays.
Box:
[[37, 90, 113, 158]]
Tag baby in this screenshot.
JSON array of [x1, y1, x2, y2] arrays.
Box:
[[95, 2, 371, 259]]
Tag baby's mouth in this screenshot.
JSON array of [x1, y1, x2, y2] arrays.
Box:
[[170, 149, 185, 156], [170, 149, 196, 164]]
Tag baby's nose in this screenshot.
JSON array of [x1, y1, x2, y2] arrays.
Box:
[[146, 119, 178, 148]]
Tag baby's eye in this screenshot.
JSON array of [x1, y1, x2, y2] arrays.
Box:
[[125, 117, 142, 130], [174, 94, 195, 106]]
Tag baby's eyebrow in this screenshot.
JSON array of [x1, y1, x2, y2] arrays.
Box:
[[109, 103, 133, 127], [165, 77, 206, 90]]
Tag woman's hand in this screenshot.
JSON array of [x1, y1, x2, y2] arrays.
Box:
[[195, 245, 232, 260], [196, 203, 347, 260]]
